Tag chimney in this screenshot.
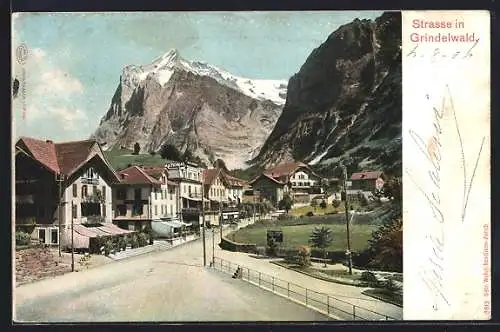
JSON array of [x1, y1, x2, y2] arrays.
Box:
[[120, 173, 128, 179], [46, 139, 53, 144]]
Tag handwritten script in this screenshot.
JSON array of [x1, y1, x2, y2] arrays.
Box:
[[406, 40, 479, 62], [405, 85, 485, 311]]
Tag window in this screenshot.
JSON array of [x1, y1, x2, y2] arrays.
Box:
[[170, 205, 173, 215], [155, 190, 158, 200], [169, 190, 173, 200], [102, 186, 106, 201], [154, 205, 158, 216], [93, 185, 98, 195], [161, 190, 164, 200], [81, 202, 101, 217], [161, 205, 164, 215], [183, 185, 186, 194], [72, 184, 78, 197], [103, 204, 106, 218], [117, 188, 126, 200], [38, 229, 46, 243], [51, 229, 58, 244], [134, 188, 141, 200], [194, 187, 197, 195], [132, 204, 143, 216], [72, 204, 77, 219], [81, 185, 88, 198], [188, 186, 192, 195], [117, 204, 126, 216]]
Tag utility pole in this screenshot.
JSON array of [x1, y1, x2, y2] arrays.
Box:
[[71, 202, 75, 272], [201, 172, 206, 267], [252, 190, 256, 224], [212, 225, 215, 266], [219, 195, 223, 239], [56, 173, 64, 257], [341, 163, 353, 275]]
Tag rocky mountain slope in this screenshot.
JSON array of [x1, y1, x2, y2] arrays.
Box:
[[250, 12, 402, 176], [92, 50, 286, 169]]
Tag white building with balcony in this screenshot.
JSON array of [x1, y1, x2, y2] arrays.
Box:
[[14, 137, 122, 249], [112, 166, 180, 232], [165, 161, 205, 225]]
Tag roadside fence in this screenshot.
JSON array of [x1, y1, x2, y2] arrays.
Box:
[[212, 256, 397, 321]]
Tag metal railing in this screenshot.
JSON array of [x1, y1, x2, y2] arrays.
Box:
[[212, 257, 397, 321]]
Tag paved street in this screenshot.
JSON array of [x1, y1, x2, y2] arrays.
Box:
[[14, 220, 402, 322], [14, 230, 327, 322]]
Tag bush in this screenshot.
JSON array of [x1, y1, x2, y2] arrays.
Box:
[[266, 237, 279, 257], [16, 231, 31, 246], [360, 271, 378, 282], [332, 200, 341, 208], [78, 253, 92, 269], [319, 200, 327, 209], [277, 214, 289, 221], [383, 279, 402, 293], [296, 245, 311, 267], [130, 234, 139, 249], [137, 232, 149, 247], [118, 237, 127, 251], [103, 239, 116, 256], [306, 211, 314, 217]]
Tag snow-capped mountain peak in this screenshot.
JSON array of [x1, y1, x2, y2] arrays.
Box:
[[121, 49, 287, 105]]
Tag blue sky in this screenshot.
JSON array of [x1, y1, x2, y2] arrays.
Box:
[[12, 11, 383, 142]]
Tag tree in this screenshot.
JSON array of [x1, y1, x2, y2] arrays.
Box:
[[319, 200, 327, 209], [133, 142, 141, 155], [332, 199, 341, 209], [278, 194, 293, 214], [159, 144, 182, 160], [357, 191, 369, 207], [296, 245, 312, 267], [366, 217, 402, 272], [383, 177, 402, 206], [364, 176, 402, 272], [310, 199, 318, 211], [213, 159, 228, 172], [182, 149, 194, 163], [309, 226, 333, 267], [193, 155, 207, 168]]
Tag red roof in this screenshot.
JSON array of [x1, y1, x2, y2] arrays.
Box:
[[17, 137, 60, 173], [118, 166, 162, 185], [350, 171, 384, 181], [263, 161, 308, 178], [55, 140, 96, 175], [221, 172, 246, 187], [202, 168, 222, 185], [248, 173, 286, 186], [141, 166, 166, 180], [262, 161, 322, 180], [16, 137, 116, 179]]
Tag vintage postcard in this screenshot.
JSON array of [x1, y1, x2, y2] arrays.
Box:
[[11, 10, 489, 322]]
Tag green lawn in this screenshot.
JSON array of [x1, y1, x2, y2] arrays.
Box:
[[291, 200, 368, 217], [231, 222, 375, 252], [104, 147, 165, 171], [291, 205, 339, 216]]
